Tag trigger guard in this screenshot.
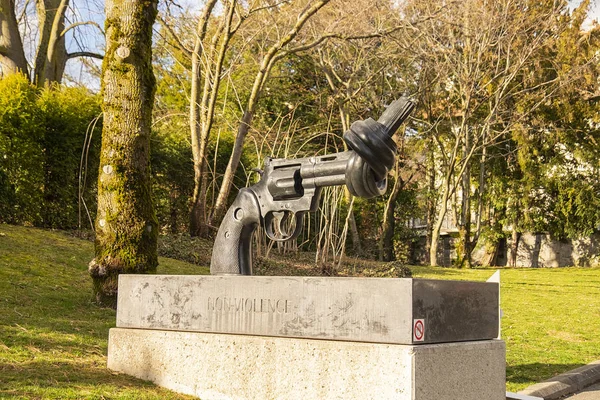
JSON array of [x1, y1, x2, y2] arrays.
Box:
[[264, 211, 302, 242]]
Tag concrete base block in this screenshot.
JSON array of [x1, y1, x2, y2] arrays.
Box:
[[108, 328, 505, 400]]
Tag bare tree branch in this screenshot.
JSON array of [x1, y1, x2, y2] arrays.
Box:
[[66, 51, 104, 60], [156, 15, 192, 59], [61, 20, 105, 37]]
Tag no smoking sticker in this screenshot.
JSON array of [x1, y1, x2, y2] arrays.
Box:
[[413, 319, 425, 342]]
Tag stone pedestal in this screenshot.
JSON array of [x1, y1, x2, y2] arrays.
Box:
[[108, 328, 505, 400], [114, 275, 499, 344], [108, 275, 505, 399]]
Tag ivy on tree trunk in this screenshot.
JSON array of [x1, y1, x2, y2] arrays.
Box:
[[89, 0, 158, 308]]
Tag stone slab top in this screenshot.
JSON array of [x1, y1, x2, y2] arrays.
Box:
[[116, 274, 499, 344]]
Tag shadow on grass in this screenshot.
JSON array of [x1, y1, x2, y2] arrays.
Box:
[[0, 358, 152, 385], [507, 362, 586, 386], [504, 281, 600, 291], [410, 266, 494, 278], [3, 287, 115, 344], [2, 323, 109, 355], [0, 359, 159, 396]]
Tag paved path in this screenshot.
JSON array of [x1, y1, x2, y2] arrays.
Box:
[[565, 382, 600, 399]]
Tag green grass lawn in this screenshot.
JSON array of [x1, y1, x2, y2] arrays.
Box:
[[0, 224, 203, 399], [1, 223, 599, 397]]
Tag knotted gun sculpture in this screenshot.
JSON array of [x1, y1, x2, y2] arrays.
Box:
[[211, 97, 415, 275]]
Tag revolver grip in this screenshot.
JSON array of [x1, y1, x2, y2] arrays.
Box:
[[210, 189, 260, 275]]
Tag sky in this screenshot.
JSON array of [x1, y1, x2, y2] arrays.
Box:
[[571, 0, 600, 28], [41, 0, 600, 89]]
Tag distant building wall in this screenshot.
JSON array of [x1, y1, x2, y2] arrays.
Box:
[[411, 233, 600, 267], [411, 235, 455, 267], [505, 233, 600, 268]]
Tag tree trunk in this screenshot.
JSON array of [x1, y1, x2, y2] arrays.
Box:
[[456, 226, 470, 268], [531, 234, 542, 268], [455, 134, 472, 268], [188, 0, 218, 237], [338, 108, 362, 255], [424, 140, 436, 264], [210, 0, 331, 225], [379, 195, 397, 262], [430, 178, 451, 266], [472, 130, 488, 250], [508, 226, 521, 268], [347, 207, 362, 255], [480, 238, 499, 266], [34, 0, 69, 85], [0, 0, 28, 76], [211, 110, 252, 225], [191, 0, 236, 238], [89, 0, 158, 308], [169, 186, 178, 234], [479, 211, 502, 267], [379, 172, 404, 262]]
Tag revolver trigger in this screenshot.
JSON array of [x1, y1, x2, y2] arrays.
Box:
[[272, 212, 283, 237], [279, 211, 290, 228], [264, 211, 296, 242]]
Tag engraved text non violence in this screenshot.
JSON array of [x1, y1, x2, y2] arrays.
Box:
[[207, 297, 290, 314]]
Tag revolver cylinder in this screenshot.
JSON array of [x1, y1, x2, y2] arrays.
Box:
[[267, 154, 348, 201]]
